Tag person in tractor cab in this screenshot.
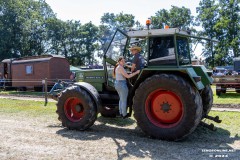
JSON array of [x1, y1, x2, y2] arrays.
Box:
[[128, 45, 145, 72], [113, 56, 140, 119]]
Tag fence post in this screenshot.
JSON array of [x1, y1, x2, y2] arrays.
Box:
[[44, 78, 48, 106]]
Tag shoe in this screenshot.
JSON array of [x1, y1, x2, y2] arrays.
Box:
[[122, 113, 131, 119]]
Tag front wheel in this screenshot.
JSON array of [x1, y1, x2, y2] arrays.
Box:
[[133, 74, 203, 141], [56, 85, 97, 130]]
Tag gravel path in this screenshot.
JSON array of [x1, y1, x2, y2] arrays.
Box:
[[0, 114, 239, 160], [0, 95, 239, 159]]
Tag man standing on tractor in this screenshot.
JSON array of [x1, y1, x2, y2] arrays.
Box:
[[128, 45, 145, 72]]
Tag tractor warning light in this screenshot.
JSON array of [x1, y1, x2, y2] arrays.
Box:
[[146, 19, 151, 26], [165, 25, 170, 29]]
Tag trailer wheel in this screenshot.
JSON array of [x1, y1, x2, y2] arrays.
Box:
[[34, 87, 42, 92], [222, 88, 226, 94], [56, 85, 97, 130], [18, 87, 27, 91], [133, 74, 203, 141], [201, 85, 213, 117], [216, 90, 221, 96], [236, 88, 240, 93]]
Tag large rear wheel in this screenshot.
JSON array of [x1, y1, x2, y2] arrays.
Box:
[[133, 74, 203, 141], [201, 85, 213, 117], [56, 85, 97, 130]]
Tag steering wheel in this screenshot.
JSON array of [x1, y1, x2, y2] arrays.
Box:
[[124, 62, 132, 72]]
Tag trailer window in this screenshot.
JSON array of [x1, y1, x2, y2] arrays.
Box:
[[26, 65, 33, 75]]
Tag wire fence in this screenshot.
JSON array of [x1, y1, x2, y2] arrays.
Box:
[[0, 78, 75, 106]]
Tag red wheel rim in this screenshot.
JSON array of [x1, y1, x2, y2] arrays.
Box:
[[145, 89, 184, 128], [64, 97, 84, 122]]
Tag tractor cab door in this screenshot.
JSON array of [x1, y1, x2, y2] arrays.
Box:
[[103, 29, 129, 89]]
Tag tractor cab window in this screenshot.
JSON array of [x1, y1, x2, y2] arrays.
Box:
[[105, 31, 128, 62], [176, 37, 191, 65], [149, 36, 176, 65], [105, 30, 128, 87], [125, 38, 147, 65]]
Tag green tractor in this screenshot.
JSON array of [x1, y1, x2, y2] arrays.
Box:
[[54, 27, 221, 141]]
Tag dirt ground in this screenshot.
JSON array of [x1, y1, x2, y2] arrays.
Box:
[[0, 95, 239, 160]]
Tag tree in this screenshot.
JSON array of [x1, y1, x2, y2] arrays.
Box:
[[215, 0, 240, 58], [196, 0, 240, 67], [97, 12, 136, 59], [100, 12, 135, 30], [196, 0, 219, 67], [0, 0, 25, 59], [0, 0, 100, 65], [151, 6, 194, 29], [46, 19, 99, 66], [45, 18, 65, 55], [79, 22, 99, 65], [0, 0, 55, 60]]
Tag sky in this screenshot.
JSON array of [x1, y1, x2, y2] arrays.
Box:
[[45, 0, 201, 25], [44, 0, 203, 58]]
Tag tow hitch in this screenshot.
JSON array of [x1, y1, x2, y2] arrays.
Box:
[[200, 115, 222, 131]]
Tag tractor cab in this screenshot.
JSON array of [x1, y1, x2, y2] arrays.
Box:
[[127, 28, 192, 67], [103, 28, 192, 88], [104, 28, 192, 65]]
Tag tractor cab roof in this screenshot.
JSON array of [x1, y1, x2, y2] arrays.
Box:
[[127, 28, 190, 38], [126, 28, 218, 42]]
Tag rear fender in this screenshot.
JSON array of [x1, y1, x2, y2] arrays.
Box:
[[134, 66, 212, 92], [74, 82, 102, 113], [192, 65, 214, 86]]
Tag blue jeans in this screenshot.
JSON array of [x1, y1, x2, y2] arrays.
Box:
[[114, 80, 128, 117]]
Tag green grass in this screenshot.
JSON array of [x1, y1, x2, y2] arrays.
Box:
[[0, 98, 239, 136], [1, 85, 240, 104], [0, 90, 44, 97], [209, 111, 240, 136], [0, 99, 56, 117], [211, 85, 240, 104], [207, 111, 240, 136]]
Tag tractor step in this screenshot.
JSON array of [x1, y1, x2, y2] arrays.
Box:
[[100, 94, 119, 100], [204, 115, 222, 123], [102, 104, 119, 107]]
